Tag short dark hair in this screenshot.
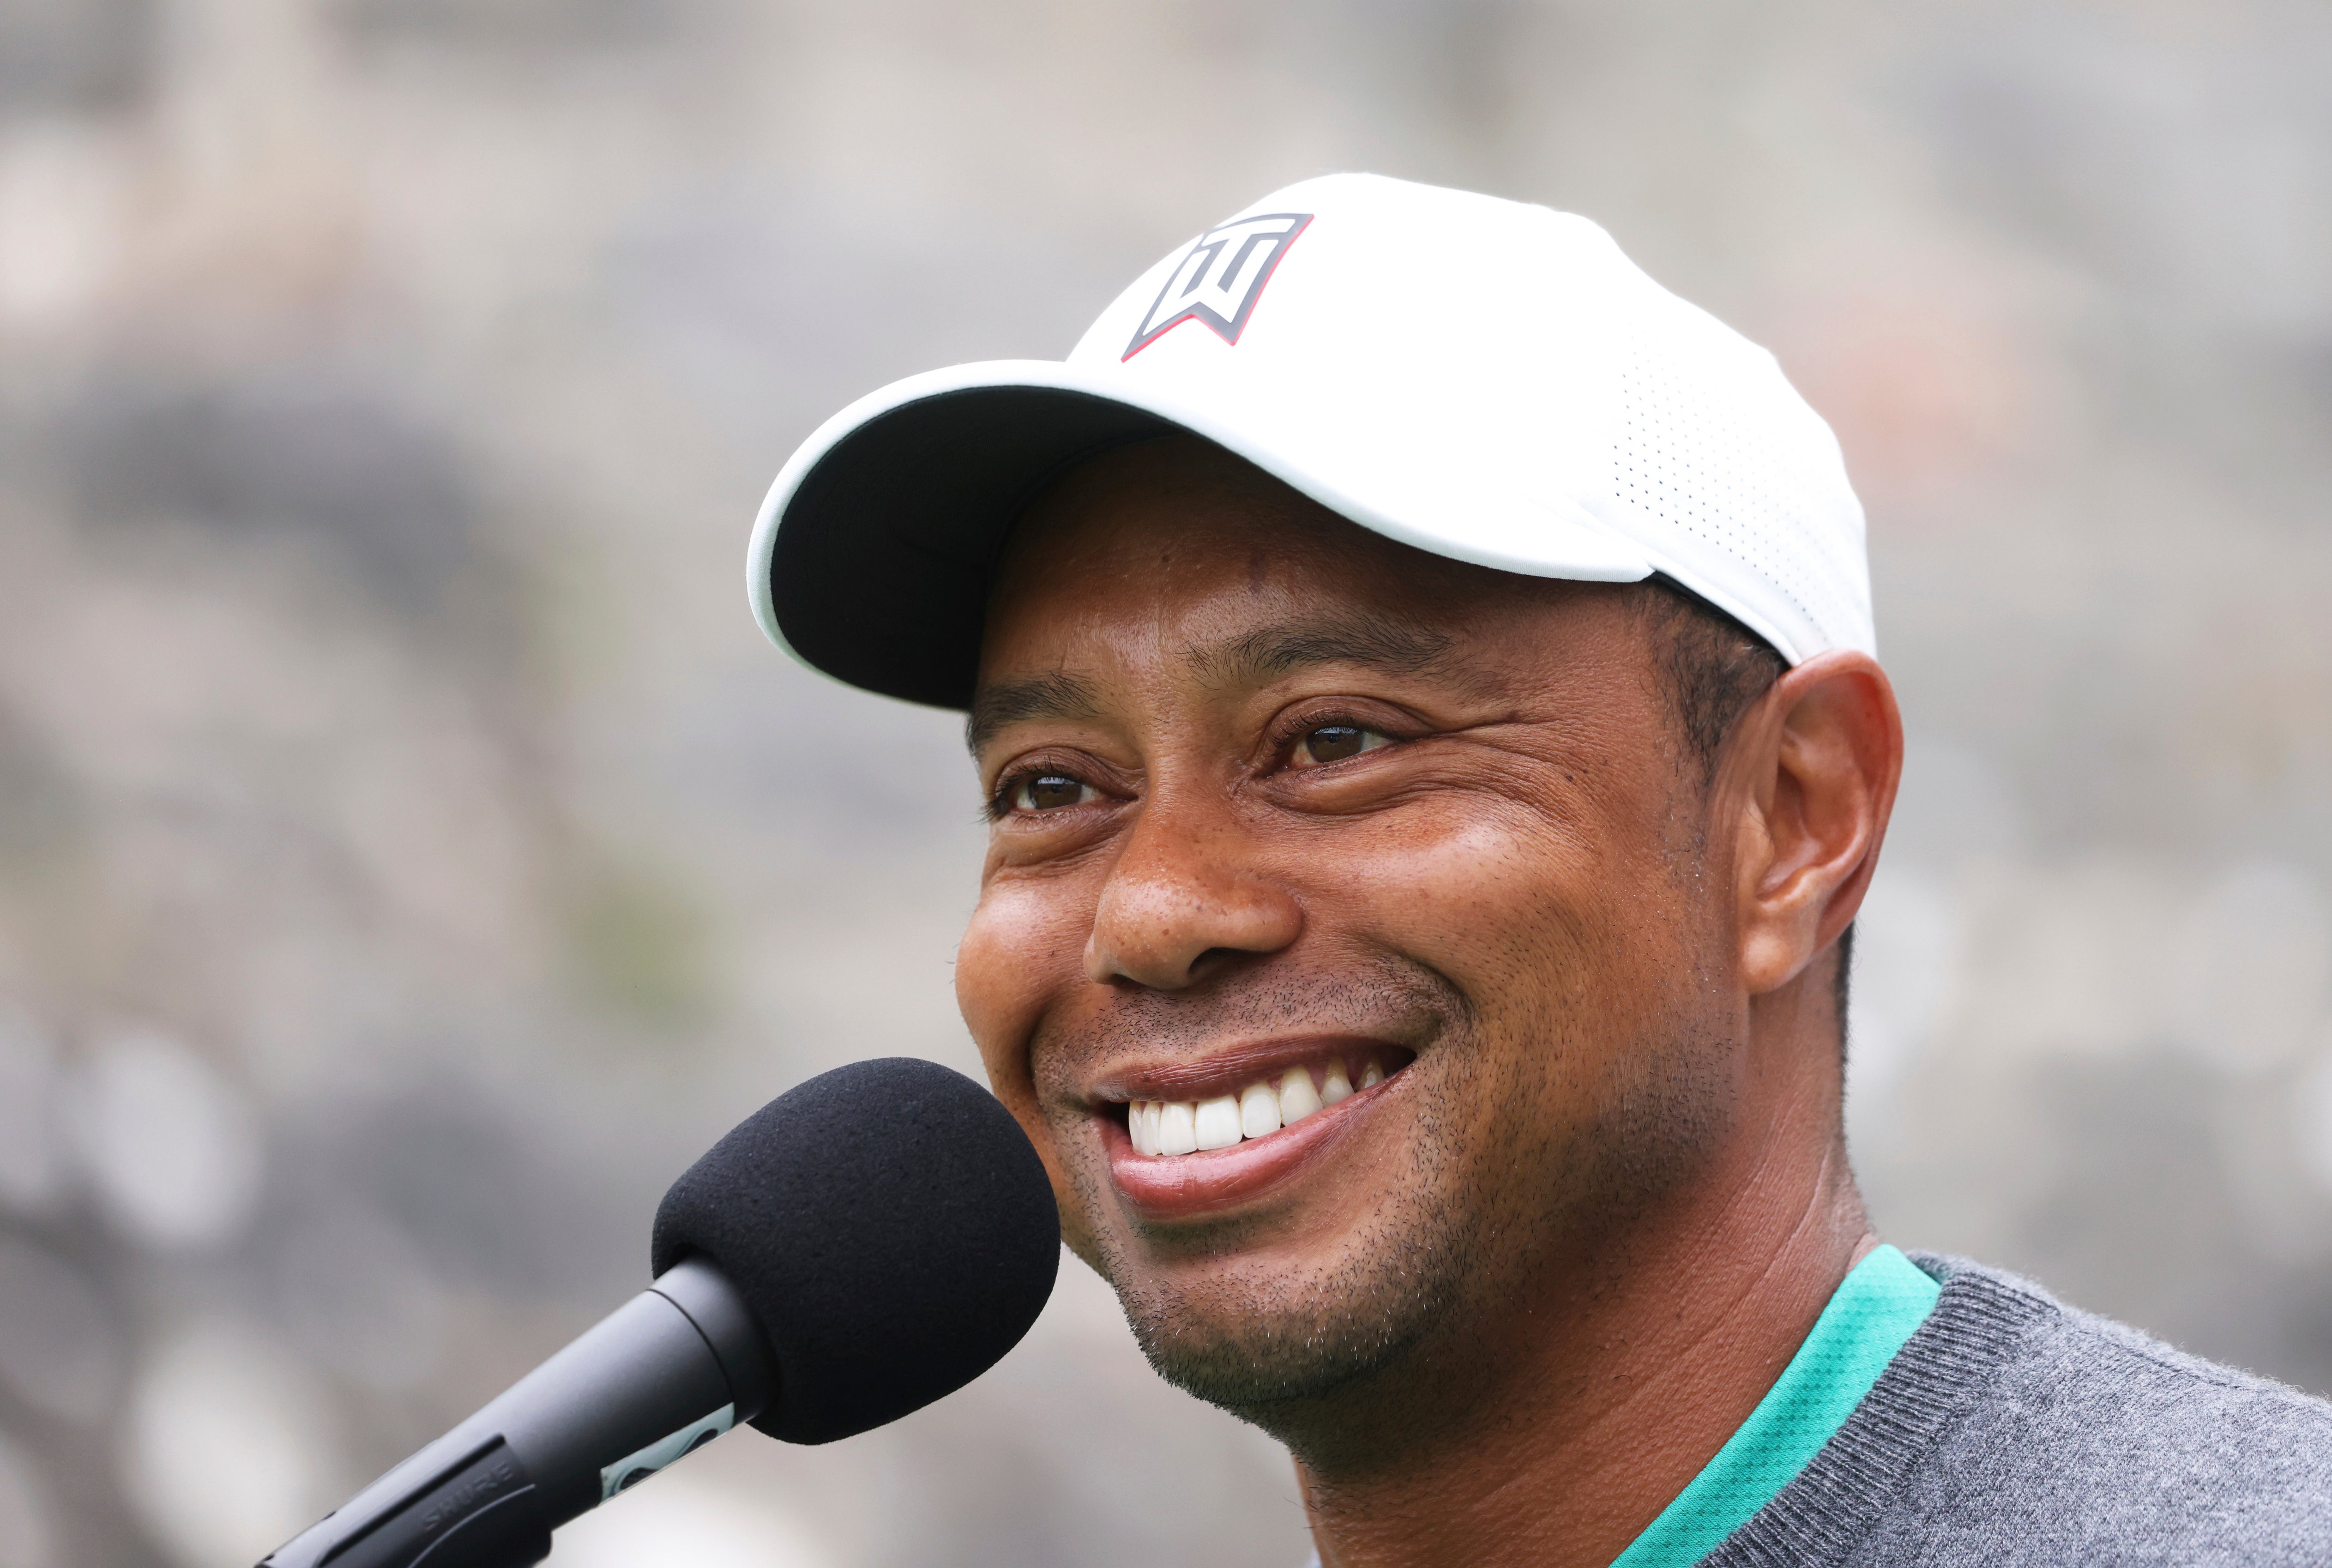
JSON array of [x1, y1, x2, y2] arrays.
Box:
[[1627, 577, 1855, 1037], [1630, 576, 1785, 787]]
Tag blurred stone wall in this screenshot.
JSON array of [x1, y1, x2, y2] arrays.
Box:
[[0, 0, 2326, 1564]]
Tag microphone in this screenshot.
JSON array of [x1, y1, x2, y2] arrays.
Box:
[[258, 1057, 1061, 1568]]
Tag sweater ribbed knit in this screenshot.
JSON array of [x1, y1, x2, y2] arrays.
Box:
[[1700, 1253, 2332, 1566]]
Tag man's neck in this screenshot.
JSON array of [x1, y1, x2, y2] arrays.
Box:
[[1287, 1127, 1874, 1568]]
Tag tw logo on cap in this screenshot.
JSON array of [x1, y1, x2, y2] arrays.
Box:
[[1122, 211, 1313, 360]]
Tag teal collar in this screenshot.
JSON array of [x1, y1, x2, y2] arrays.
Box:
[[1607, 1244, 1940, 1568]]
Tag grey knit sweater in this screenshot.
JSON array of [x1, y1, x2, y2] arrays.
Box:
[[1700, 1253, 2332, 1566], [1300, 1254, 2332, 1566]]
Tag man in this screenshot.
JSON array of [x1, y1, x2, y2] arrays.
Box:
[[744, 175, 2332, 1565]]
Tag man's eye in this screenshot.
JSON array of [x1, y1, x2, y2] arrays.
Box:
[[1012, 773, 1093, 812], [1295, 724, 1388, 766]]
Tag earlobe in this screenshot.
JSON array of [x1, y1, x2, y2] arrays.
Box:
[[1734, 653, 1902, 997]]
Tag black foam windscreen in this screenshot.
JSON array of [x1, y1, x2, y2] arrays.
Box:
[[650, 1057, 1060, 1444]]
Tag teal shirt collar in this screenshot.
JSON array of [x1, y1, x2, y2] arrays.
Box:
[[1295, 1246, 1939, 1568], [1607, 1244, 1941, 1568]]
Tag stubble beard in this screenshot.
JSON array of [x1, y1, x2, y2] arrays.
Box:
[[1112, 1079, 1481, 1415], [1071, 964, 1732, 1445]]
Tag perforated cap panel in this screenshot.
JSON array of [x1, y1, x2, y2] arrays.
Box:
[[1609, 303, 1871, 662]]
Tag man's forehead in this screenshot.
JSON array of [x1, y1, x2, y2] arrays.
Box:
[[988, 438, 1523, 640], [997, 435, 1382, 593], [1187, 613, 1459, 686]]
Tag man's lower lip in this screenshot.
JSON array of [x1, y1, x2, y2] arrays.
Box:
[[1104, 1076, 1393, 1218]]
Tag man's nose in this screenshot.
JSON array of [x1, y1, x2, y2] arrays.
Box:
[[1084, 794, 1302, 989]]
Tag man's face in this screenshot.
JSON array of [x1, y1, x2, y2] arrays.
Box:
[[956, 439, 1746, 1419]]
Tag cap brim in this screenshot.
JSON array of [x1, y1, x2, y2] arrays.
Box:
[[749, 359, 1657, 708], [750, 362, 1189, 709]]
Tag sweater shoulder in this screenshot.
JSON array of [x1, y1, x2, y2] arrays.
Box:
[[1914, 1251, 2332, 1418], [1903, 1260, 2332, 1428], [1707, 1253, 2332, 1568]]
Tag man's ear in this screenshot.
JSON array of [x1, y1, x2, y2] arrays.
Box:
[[1728, 652, 1903, 996]]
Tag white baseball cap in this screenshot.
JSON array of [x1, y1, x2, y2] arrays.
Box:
[[747, 172, 1871, 707]]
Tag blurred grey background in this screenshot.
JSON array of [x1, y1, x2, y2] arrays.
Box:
[[0, 0, 2329, 1563]]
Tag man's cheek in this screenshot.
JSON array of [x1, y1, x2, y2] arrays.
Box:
[[956, 880, 1089, 1086], [1331, 809, 1604, 979], [958, 881, 1099, 1225]]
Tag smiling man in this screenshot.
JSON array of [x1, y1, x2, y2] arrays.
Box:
[[745, 176, 2332, 1566]]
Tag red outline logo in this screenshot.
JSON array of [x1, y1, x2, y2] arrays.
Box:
[[1122, 212, 1313, 361]]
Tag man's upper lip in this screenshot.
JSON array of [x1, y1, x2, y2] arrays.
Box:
[[1090, 1034, 1408, 1104]]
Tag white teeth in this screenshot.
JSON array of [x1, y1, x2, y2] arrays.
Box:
[[1194, 1096, 1242, 1150], [1158, 1101, 1199, 1156], [1128, 1055, 1397, 1158], [1240, 1081, 1281, 1140], [1320, 1061, 1353, 1105]]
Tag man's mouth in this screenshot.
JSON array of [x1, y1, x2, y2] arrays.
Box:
[[1090, 1036, 1422, 1217], [1124, 1050, 1399, 1157]]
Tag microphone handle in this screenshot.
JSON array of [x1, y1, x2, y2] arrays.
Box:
[[258, 1258, 777, 1568]]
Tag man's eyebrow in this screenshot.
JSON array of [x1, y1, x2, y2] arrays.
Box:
[[1190, 615, 1461, 687], [965, 670, 1100, 755], [966, 617, 1471, 754]]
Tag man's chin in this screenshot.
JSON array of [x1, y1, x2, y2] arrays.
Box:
[[1128, 1303, 1414, 1413], [1110, 1255, 1459, 1416]]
